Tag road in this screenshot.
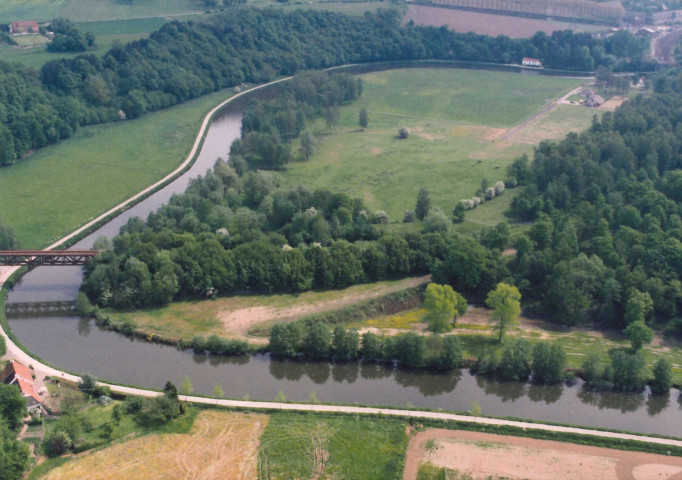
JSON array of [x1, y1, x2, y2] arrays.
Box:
[[1, 74, 681, 451]]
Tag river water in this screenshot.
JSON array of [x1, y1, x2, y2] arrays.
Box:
[[5, 65, 681, 437]]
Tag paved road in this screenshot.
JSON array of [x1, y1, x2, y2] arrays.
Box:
[[1, 75, 681, 451]]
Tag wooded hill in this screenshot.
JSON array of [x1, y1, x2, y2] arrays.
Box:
[[0, 8, 651, 166]]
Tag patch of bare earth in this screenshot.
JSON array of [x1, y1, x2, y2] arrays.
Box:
[[600, 96, 626, 111], [219, 275, 430, 339], [403, 429, 682, 480], [402, 5, 603, 37], [43, 411, 268, 480]]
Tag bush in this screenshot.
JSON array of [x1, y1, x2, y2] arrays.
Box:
[[122, 395, 144, 414], [499, 339, 532, 381], [78, 373, 98, 397], [651, 358, 673, 395], [43, 430, 71, 457], [398, 126, 410, 139]]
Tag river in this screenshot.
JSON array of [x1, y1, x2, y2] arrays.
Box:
[[5, 65, 681, 437]]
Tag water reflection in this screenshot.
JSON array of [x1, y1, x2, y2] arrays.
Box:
[[360, 363, 393, 380], [646, 394, 669, 416], [77, 317, 91, 337], [476, 376, 527, 402], [269, 359, 305, 381], [527, 383, 563, 404], [578, 386, 645, 413], [394, 369, 462, 396], [331, 362, 359, 384]]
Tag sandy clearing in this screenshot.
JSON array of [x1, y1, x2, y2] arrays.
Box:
[[43, 411, 268, 480], [219, 275, 430, 338], [403, 429, 682, 480]]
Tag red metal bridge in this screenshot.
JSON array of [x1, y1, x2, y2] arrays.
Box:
[[0, 250, 99, 266]]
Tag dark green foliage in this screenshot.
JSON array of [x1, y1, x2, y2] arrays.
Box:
[[78, 373, 98, 397], [438, 336, 463, 370], [499, 338, 532, 381], [46, 18, 95, 52], [331, 325, 360, 361], [43, 430, 71, 457], [301, 322, 331, 359], [0, 385, 26, 431], [359, 108, 369, 129], [361, 332, 384, 362], [0, 225, 16, 250], [531, 342, 566, 384], [415, 188, 431, 221], [624, 320, 654, 350], [269, 322, 304, 359], [609, 351, 646, 391], [581, 352, 603, 385], [473, 349, 498, 375], [387, 333, 427, 368], [0, 334, 5, 357], [651, 358, 673, 395], [135, 383, 184, 427], [0, 418, 30, 480]]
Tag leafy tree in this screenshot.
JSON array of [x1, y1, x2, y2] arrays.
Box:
[[324, 106, 339, 131], [438, 336, 463, 370], [78, 373, 98, 397], [331, 324, 360, 361], [359, 108, 368, 129], [111, 404, 122, 426], [389, 333, 426, 367], [269, 322, 303, 358], [299, 130, 317, 160], [651, 358, 673, 395], [452, 202, 466, 223], [0, 418, 30, 479], [423, 208, 449, 233], [0, 385, 26, 430], [609, 350, 646, 391], [581, 351, 603, 384], [485, 283, 521, 342], [361, 332, 384, 361], [180, 375, 193, 395], [623, 289, 653, 325], [499, 338, 532, 381], [531, 342, 565, 383], [302, 322, 331, 359], [423, 283, 467, 333], [43, 430, 71, 457], [624, 320, 653, 350], [415, 188, 431, 220], [212, 383, 225, 398]]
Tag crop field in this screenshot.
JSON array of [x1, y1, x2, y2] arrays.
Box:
[[108, 276, 428, 341], [0, 87, 239, 249], [283, 68, 587, 222], [41, 411, 267, 480], [259, 413, 407, 480], [403, 5, 605, 38], [407, 430, 682, 480]]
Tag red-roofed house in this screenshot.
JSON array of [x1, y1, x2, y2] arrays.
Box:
[[0, 361, 42, 410], [10, 21, 40, 35]]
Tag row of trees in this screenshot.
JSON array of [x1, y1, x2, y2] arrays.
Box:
[[0, 384, 30, 480], [1, 8, 653, 166]]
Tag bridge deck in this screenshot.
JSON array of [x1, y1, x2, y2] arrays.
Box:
[[0, 250, 99, 266]]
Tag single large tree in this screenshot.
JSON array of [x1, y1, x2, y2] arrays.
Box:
[[415, 188, 431, 221], [423, 283, 467, 333], [485, 283, 521, 342]]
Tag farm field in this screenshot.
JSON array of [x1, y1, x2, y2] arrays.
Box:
[[282, 68, 589, 222], [106, 276, 428, 342], [40, 411, 267, 480], [259, 413, 407, 480], [0, 86, 240, 249], [349, 305, 682, 384], [0, 17, 170, 69], [408, 429, 682, 480], [403, 4, 605, 37]]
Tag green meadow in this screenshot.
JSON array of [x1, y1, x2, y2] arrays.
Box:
[[282, 68, 587, 223]]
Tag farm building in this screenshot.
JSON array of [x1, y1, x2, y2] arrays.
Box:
[[579, 88, 595, 97], [0, 360, 42, 410], [522, 57, 542, 67], [10, 21, 40, 35], [585, 94, 605, 107]]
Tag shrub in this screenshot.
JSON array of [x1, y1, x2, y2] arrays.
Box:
[[398, 126, 410, 139], [43, 430, 71, 457], [499, 339, 532, 381], [651, 358, 673, 395]]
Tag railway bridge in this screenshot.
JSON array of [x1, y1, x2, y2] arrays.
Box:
[[0, 250, 99, 267]]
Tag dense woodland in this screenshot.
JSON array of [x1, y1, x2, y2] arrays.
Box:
[[0, 8, 652, 165]]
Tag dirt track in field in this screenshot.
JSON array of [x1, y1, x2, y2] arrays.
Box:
[[403, 429, 682, 480], [219, 275, 430, 340], [43, 411, 268, 480]]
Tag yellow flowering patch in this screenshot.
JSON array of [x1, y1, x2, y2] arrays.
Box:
[[350, 308, 428, 330]]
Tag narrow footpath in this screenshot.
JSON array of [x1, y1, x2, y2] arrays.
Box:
[[1, 75, 681, 451]]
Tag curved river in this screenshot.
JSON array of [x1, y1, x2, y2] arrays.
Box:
[[5, 65, 682, 437]]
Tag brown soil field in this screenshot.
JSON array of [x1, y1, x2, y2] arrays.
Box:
[[403, 429, 682, 480], [43, 411, 268, 480], [403, 5, 604, 38]]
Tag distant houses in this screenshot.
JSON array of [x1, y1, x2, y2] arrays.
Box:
[[10, 21, 40, 35], [0, 360, 42, 410], [585, 94, 605, 107], [522, 57, 542, 67]]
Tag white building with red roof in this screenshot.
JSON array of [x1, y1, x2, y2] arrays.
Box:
[[10, 21, 40, 35]]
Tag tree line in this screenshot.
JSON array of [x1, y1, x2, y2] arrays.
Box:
[[0, 8, 653, 166]]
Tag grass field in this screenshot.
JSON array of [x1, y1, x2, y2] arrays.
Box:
[[40, 411, 265, 480], [107, 276, 426, 341], [0, 87, 241, 249], [282, 68, 587, 223], [259, 413, 407, 480]]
